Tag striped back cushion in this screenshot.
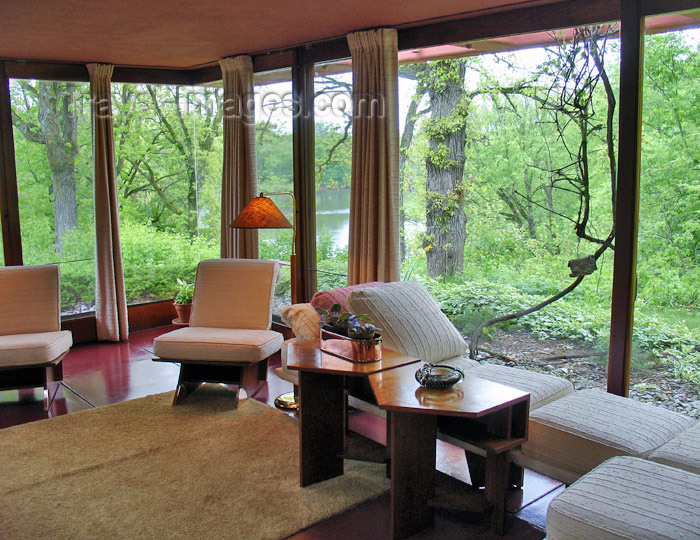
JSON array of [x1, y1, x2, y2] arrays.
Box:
[[347, 280, 467, 363]]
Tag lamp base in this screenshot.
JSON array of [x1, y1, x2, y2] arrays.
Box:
[[274, 391, 299, 410]]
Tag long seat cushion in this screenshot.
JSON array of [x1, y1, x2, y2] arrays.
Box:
[[546, 456, 700, 540], [153, 327, 283, 363], [522, 389, 695, 481], [649, 421, 700, 475], [0, 331, 72, 368], [468, 364, 573, 411], [276, 338, 299, 385]]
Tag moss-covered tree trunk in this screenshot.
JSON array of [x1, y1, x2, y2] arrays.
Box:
[[421, 60, 469, 278]]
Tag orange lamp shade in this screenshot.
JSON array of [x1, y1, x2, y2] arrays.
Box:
[[230, 196, 292, 229]]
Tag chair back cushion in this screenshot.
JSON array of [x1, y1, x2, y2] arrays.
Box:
[[0, 265, 61, 336], [347, 280, 467, 363], [190, 259, 279, 330]]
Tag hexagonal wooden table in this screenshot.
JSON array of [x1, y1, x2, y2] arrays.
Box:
[[368, 363, 530, 538], [286, 338, 420, 487]]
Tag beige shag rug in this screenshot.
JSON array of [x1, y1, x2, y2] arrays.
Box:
[[0, 387, 388, 539]]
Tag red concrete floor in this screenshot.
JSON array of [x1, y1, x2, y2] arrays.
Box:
[[0, 325, 554, 539]]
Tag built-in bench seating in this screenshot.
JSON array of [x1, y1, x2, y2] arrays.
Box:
[[277, 280, 697, 496], [546, 456, 700, 539]]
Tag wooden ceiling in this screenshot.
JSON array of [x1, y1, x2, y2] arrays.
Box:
[[0, 0, 568, 68]]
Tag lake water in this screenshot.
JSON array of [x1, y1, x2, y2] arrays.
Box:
[[316, 188, 350, 249]]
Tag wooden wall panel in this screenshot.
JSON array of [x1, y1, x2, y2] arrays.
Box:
[[0, 62, 22, 265], [292, 48, 317, 302]]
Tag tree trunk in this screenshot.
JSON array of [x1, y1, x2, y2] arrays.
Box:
[[37, 81, 79, 251], [423, 60, 468, 279], [399, 94, 421, 262]]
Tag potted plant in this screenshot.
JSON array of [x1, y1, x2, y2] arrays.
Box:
[[316, 304, 382, 362], [174, 278, 194, 324]]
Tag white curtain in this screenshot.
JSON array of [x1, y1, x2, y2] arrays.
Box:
[[347, 28, 400, 284], [88, 63, 128, 341], [219, 56, 258, 258]]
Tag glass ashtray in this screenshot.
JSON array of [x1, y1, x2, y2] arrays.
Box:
[[414, 363, 464, 390]]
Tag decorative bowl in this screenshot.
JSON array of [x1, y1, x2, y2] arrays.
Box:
[[414, 363, 464, 390]]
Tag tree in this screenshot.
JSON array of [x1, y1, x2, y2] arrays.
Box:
[[469, 26, 619, 357], [12, 81, 81, 251], [416, 59, 471, 278], [638, 32, 700, 306], [112, 84, 223, 239]]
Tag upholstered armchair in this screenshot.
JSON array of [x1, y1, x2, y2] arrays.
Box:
[[153, 259, 284, 405], [0, 265, 73, 410]]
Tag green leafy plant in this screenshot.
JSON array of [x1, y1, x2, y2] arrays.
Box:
[[347, 320, 382, 341], [174, 278, 194, 305], [315, 303, 381, 339]]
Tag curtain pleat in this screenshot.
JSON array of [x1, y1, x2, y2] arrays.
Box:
[[88, 63, 128, 341], [219, 56, 258, 259], [347, 28, 400, 284]]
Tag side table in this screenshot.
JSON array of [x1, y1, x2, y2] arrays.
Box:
[[286, 339, 420, 487], [368, 363, 530, 538]]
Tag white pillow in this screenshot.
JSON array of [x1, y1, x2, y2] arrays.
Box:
[[280, 303, 321, 341], [347, 281, 467, 363]]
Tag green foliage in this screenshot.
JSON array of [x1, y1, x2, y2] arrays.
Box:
[[120, 221, 212, 304], [420, 274, 699, 387], [8, 32, 699, 388], [174, 278, 194, 305]]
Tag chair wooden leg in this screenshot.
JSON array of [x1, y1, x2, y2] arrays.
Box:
[[43, 361, 64, 411], [173, 381, 202, 405], [240, 363, 264, 398], [257, 357, 269, 381], [162, 359, 269, 405]]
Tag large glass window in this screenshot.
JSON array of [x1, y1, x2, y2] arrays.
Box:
[[111, 83, 221, 304], [10, 79, 95, 315], [635, 21, 700, 417], [397, 28, 619, 390], [314, 61, 353, 290]]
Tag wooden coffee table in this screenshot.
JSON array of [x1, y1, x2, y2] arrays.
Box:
[[288, 340, 529, 539], [286, 339, 420, 487], [368, 363, 530, 538]]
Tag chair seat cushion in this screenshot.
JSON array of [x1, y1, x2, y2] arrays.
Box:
[[468, 363, 574, 411], [522, 389, 694, 479], [0, 331, 72, 368], [153, 327, 283, 364], [546, 456, 700, 540], [649, 421, 700, 475]]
